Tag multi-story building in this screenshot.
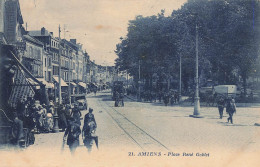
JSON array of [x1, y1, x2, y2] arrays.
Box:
[[3, 0, 24, 44], [61, 39, 72, 82], [22, 35, 44, 78], [68, 39, 84, 82], [0, 0, 6, 43], [83, 52, 90, 83], [28, 27, 60, 81], [77, 45, 84, 81]]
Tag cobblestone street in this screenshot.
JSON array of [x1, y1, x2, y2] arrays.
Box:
[[1, 91, 259, 167]]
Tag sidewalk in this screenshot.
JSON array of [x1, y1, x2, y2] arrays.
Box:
[[125, 94, 260, 108]]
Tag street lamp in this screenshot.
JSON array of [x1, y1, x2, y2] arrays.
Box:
[[58, 25, 62, 105], [68, 49, 72, 105], [179, 55, 182, 102], [137, 59, 141, 102], [190, 18, 203, 118], [53, 24, 62, 133]]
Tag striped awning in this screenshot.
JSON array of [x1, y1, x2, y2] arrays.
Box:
[[8, 68, 35, 108]]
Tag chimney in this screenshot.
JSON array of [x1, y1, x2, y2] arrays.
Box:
[[41, 27, 45, 35], [70, 39, 76, 44]]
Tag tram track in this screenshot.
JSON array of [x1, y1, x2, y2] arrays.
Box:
[[97, 95, 170, 151]]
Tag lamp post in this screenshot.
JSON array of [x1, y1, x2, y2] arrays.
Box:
[[126, 69, 129, 89], [53, 24, 62, 133], [179, 55, 182, 102], [190, 20, 203, 118], [58, 25, 62, 105], [68, 49, 71, 105], [137, 60, 141, 102]]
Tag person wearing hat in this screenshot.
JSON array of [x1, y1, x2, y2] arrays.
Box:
[[71, 103, 82, 125], [83, 108, 96, 128], [12, 111, 25, 145], [82, 108, 97, 152], [63, 116, 81, 155], [217, 96, 225, 119], [48, 102, 55, 115], [58, 104, 68, 132], [226, 97, 237, 124], [36, 105, 44, 132]]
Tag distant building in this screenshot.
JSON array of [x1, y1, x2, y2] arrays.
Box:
[[3, 0, 24, 44], [0, 0, 6, 43], [28, 27, 60, 81], [22, 35, 44, 78]]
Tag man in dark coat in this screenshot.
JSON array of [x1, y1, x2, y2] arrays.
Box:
[[71, 104, 82, 125], [82, 108, 98, 152], [163, 93, 170, 106], [58, 104, 67, 131], [217, 96, 225, 119], [226, 97, 237, 124], [63, 117, 81, 155], [83, 108, 97, 131]]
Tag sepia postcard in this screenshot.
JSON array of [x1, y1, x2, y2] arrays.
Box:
[[0, 0, 260, 166]]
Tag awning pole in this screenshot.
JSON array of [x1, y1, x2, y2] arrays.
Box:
[[68, 50, 71, 105], [58, 25, 62, 105]]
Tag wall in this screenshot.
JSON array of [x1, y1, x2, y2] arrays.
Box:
[[0, 0, 5, 33], [22, 41, 43, 77], [4, 0, 18, 43]]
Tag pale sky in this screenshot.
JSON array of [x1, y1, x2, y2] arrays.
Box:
[[20, 0, 187, 66]]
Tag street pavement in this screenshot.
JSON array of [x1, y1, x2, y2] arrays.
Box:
[[1, 90, 259, 167]]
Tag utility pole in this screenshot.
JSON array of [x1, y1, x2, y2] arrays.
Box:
[[53, 25, 61, 133], [190, 21, 203, 118], [105, 65, 107, 84], [63, 25, 66, 39], [68, 50, 71, 105], [179, 55, 182, 102], [58, 25, 62, 105], [138, 60, 141, 102], [126, 70, 129, 89]]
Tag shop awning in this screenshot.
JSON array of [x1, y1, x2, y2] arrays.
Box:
[[27, 78, 40, 89], [36, 78, 54, 88], [53, 76, 68, 87], [67, 82, 76, 86], [78, 82, 87, 88]]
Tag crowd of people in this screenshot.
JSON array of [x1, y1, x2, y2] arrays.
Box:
[[13, 97, 56, 146], [12, 94, 98, 152]]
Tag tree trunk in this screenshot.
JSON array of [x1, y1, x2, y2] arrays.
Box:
[[242, 74, 247, 100]]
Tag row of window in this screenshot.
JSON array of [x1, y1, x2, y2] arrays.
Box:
[[27, 46, 41, 60], [52, 53, 59, 62], [51, 40, 59, 48]]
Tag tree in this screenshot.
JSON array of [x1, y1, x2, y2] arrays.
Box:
[[115, 0, 260, 96]]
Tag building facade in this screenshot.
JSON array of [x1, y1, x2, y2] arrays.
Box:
[[22, 35, 44, 78]]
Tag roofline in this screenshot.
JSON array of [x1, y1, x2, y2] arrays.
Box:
[[17, 0, 24, 24], [23, 35, 44, 47]]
